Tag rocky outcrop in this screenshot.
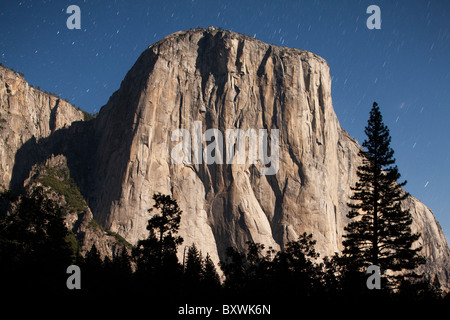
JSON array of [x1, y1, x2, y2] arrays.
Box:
[[23, 154, 130, 259], [406, 196, 450, 289], [0, 29, 448, 289], [0, 65, 84, 191], [0, 66, 127, 259], [84, 28, 449, 288]]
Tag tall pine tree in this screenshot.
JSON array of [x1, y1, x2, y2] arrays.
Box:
[[343, 102, 424, 289]]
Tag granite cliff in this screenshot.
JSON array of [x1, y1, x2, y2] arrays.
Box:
[[0, 65, 128, 259], [0, 28, 448, 288], [0, 65, 84, 190]]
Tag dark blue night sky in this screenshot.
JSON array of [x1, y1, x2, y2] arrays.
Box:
[[1, 0, 449, 239]]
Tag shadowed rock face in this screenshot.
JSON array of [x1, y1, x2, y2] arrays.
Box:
[[1, 29, 448, 288]]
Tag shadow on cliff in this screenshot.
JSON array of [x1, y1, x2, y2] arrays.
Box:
[[9, 119, 98, 202], [196, 30, 229, 103], [9, 108, 140, 231], [9, 45, 160, 229]]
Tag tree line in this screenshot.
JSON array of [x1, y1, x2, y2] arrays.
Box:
[[0, 102, 448, 305]]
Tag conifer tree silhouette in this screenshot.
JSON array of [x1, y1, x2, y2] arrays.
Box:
[[343, 102, 424, 290], [132, 193, 183, 295], [202, 253, 221, 289], [0, 187, 75, 297], [184, 243, 203, 284]]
